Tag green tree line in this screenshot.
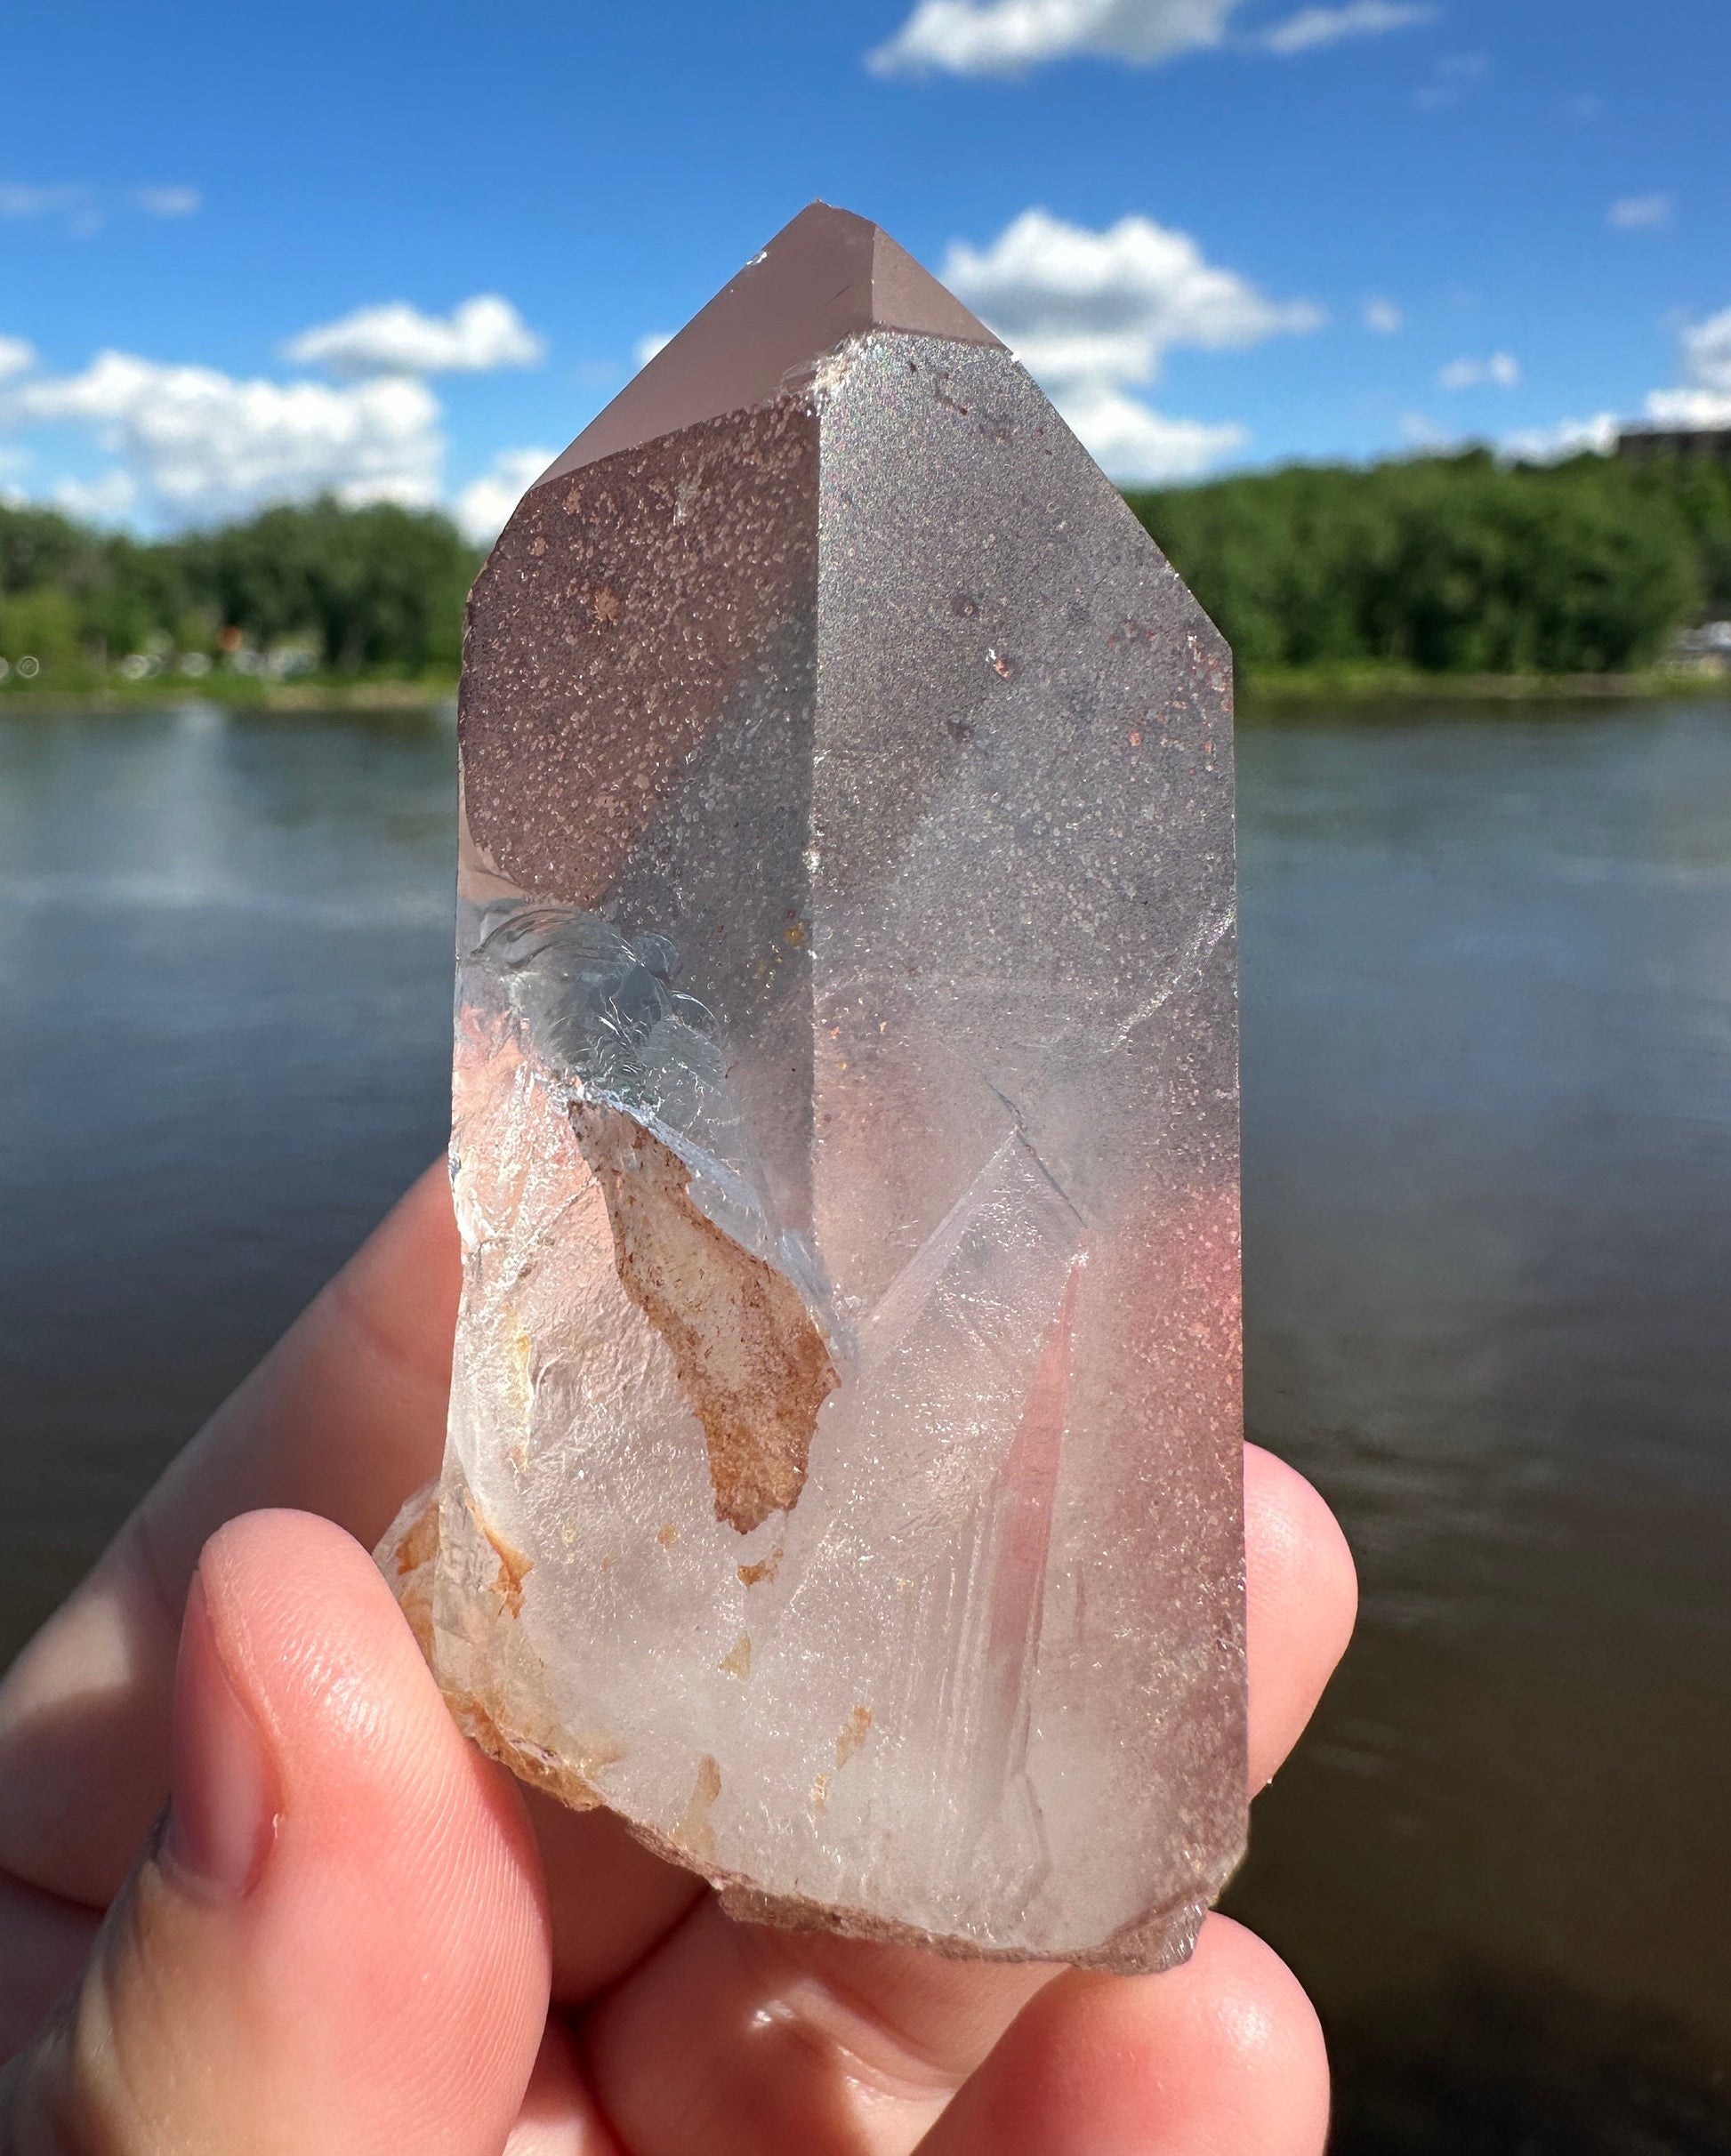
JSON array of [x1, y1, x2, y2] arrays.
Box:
[[0, 497, 478, 684], [1127, 447, 1731, 676], [1, 449, 1728, 688]]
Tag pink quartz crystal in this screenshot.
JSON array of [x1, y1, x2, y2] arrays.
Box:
[[381, 201, 1244, 1972]]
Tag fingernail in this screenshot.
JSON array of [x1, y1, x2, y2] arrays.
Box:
[[163, 1571, 279, 1898]]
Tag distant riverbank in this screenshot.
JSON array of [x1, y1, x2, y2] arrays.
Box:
[[0, 676, 458, 714], [1237, 662, 1731, 706], [3, 664, 1726, 716]]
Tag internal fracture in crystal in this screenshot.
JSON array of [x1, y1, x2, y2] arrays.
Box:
[[379, 201, 1244, 1973]]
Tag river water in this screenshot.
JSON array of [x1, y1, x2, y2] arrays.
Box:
[[1, 697, 1727, 2147]]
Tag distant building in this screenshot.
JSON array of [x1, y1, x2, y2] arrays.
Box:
[[1669, 621, 1731, 678], [1616, 425, 1731, 468]]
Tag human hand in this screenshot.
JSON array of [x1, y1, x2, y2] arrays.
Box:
[[0, 1165, 1356, 2153]]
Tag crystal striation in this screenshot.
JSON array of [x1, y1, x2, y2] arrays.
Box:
[[381, 201, 1244, 1972]]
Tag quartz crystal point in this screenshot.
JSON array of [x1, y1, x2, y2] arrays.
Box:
[[380, 202, 1244, 1973]]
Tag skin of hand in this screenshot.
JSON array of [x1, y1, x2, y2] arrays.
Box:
[[0, 1165, 1356, 2155]]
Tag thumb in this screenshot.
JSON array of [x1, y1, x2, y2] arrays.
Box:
[[3, 1509, 551, 2154]]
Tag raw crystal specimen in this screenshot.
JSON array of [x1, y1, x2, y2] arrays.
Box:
[[380, 202, 1244, 1972]]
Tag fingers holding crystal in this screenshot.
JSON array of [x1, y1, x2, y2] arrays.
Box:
[[0, 1162, 459, 1910], [1244, 1444, 1357, 1793], [578, 1912, 1330, 2156], [0, 1508, 551, 2154], [912, 1917, 1330, 2156], [502, 2021, 624, 2155], [523, 1792, 704, 2005], [583, 1899, 1056, 2156], [0, 1870, 97, 2059]]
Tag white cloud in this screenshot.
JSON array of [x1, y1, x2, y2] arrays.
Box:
[[942, 207, 1317, 479], [0, 184, 101, 236], [633, 332, 672, 368], [1644, 305, 1731, 428], [1416, 49, 1486, 106], [1609, 193, 1671, 232], [0, 186, 74, 217], [867, 0, 1429, 70], [455, 446, 557, 543], [1364, 297, 1403, 334], [5, 352, 444, 520], [945, 208, 1323, 378], [1642, 389, 1731, 428], [869, 0, 1236, 76], [1259, 2, 1434, 55], [0, 182, 197, 232], [1607, 193, 1671, 232], [1674, 308, 1731, 392], [0, 294, 548, 529], [133, 186, 201, 219], [284, 295, 544, 378], [1509, 308, 1731, 457], [1438, 350, 1519, 390], [1503, 413, 1617, 463], [1048, 381, 1244, 479], [52, 468, 141, 520]]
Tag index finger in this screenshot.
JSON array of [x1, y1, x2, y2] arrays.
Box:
[[0, 1161, 460, 1904]]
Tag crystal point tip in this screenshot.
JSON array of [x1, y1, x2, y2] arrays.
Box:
[[534, 201, 1003, 487]]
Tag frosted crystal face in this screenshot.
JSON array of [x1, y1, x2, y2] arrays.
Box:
[[381, 204, 1244, 1972]]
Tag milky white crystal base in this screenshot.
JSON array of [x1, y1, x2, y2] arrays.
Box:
[[377, 896, 1230, 1972]]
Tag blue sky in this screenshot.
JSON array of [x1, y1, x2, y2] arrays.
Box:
[[2, 0, 1726, 535]]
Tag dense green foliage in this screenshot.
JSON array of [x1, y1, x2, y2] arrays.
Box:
[[0, 496, 479, 682], [1127, 448, 1731, 675], [2, 450, 1729, 688], [176, 502, 476, 673]]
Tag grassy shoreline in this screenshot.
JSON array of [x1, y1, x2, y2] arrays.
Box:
[[0, 676, 459, 713], [1236, 664, 1730, 706], [4, 665, 1728, 717]]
